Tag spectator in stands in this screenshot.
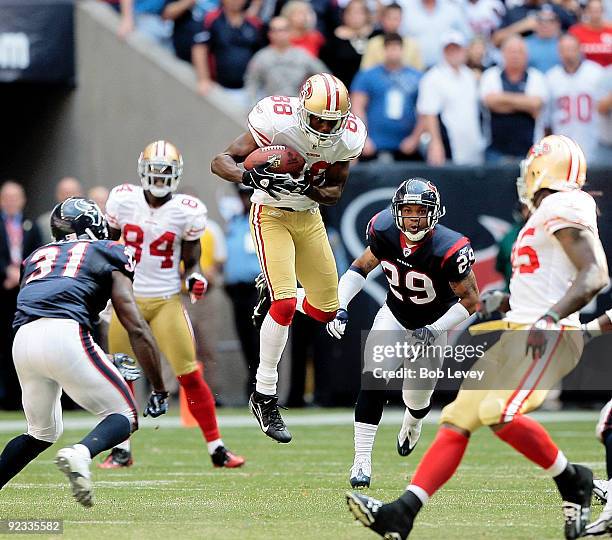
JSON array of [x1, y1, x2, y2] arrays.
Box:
[[480, 35, 548, 162], [192, 0, 264, 107], [594, 66, 612, 163], [0, 181, 42, 410], [492, 0, 577, 47], [320, 0, 372, 88], [223, 185, 261, 398], [275, 0, 341, 37], [526, 7, 561, 72], [281, 1, 326, 58], [546, 33, 603, 159], [417, 31, 484, 165], [569, 0, 612, 66], [462, 0, 505, 43], [87, 185, 110, 214], [163, 0, 220, 62], [351, 33, 423, 160], [394, 0, 472, 68], [119, 0, 174, 49], [37, 176, 83, 245], [245, 16, 327, 104], [360, 3, 423, 70], [466, 36, 491, 80]]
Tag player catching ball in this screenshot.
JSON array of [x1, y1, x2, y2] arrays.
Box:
[[211, 73, 366, 443]]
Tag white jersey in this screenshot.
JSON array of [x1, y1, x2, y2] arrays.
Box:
[[546, 61, 603, 161], [105, 184, 207, 297], [247, 96, 367, 210], [506, 190, 600, 327]]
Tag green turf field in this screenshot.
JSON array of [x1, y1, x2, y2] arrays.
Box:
[[0, 410, 604, 539]]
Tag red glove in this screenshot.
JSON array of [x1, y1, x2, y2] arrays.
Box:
[[186, 272, 208, 303]]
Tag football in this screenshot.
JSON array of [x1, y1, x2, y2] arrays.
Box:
[[243, 145, 306, 179]]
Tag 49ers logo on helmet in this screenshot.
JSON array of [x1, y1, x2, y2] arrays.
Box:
[[529, 142, 551, 157], [301, 80, 313, 100]]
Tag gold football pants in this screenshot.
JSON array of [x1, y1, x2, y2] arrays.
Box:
[[441, 325, 583, 433], [109, 294, 197, 376], [249, 203, 339, 312]]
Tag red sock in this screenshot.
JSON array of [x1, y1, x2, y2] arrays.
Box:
[[302, 299, 336, 323], [494, 415, 560, 470], [177, 370, 220, 442], [410, 427, 469, 497]]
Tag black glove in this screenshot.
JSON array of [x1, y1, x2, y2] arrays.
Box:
[[110, 353, 141, 382], [143, 390, 169, 418], [242, 162, 296, 200]]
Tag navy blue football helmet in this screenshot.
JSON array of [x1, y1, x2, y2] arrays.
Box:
[[50, 197, 108, 242], [391, 178, 446, 241]]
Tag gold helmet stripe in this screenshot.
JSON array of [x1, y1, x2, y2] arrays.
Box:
[[322, 72, 340, 112]]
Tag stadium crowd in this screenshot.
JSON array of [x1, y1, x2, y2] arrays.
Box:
[[101, 0, 612, 164]]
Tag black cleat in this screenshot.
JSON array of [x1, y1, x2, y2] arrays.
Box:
[[249, 391, 292, 443], [560, 464, 593, 540], [252, 273, 271, 330], [350, 458, 372, 489], [346, 492, 415, 539]]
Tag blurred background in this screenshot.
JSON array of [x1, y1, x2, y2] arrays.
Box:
[[0, 0, 610, 411]]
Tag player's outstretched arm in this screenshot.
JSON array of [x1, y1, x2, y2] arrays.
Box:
[[182, 239, 208, 303], [305, 161, 350, 206], [211, 132, 260, 184], [110, 271, 166, 393], [549, 227, 609, 321], [327, 248, 380, 339]]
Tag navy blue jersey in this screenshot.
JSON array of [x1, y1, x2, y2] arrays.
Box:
[[14, 240, 135, 331], [367, 208, 475, 330]]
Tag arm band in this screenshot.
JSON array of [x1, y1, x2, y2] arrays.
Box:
[[428, 302, 471, 337], [338, 267, 367, 309]]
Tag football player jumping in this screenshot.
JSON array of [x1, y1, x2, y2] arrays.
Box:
[[1, 198, 168, 507], [346, 135, 609, 540], [326, 178, 480, 489], [211, 73, 366, 443], [100, 141, 244, 469]]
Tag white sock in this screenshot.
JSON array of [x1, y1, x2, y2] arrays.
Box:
[[407, 485, 430, 505], [207, 439, 224, 455], [545, 450, 568, 477], [255, 313, 289, 395], [115, 439, 131, 452], [73, 443, 91, 460], [354, 422, 378, 461], [402, 408, 418, 428], [296, 288, 306, 314]]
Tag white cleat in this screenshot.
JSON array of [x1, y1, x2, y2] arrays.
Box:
[[350, 457, 372, 489], [593, 478, 609, 505], [584, 509, 612, 536], [55, 447, 93, 508], [397, 419, 422, 457]]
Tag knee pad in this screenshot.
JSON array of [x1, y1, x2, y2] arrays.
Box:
[[478, 397, 507, 426], [269, 298, 297, 326]]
